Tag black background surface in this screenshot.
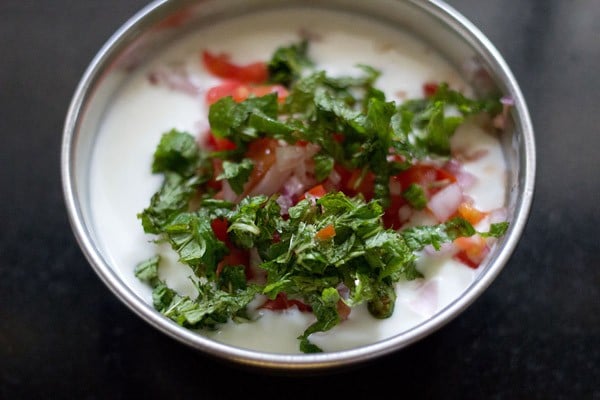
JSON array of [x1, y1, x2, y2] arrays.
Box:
[[2, 1, 599, 399]]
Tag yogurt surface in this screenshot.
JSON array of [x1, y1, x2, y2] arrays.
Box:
[[89, 8, 506, 354]]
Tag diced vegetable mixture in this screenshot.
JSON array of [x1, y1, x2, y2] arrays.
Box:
[[135, 40, 508, 353]]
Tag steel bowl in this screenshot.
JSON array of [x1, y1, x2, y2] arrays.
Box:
[[61, 0, 535, 372]]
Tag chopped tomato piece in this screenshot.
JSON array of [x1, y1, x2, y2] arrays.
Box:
[[457, 202, 487, 225], [202, 51, 268, 83], [272, 231, 281, 243], [205, 80, 243, 105], [205, 80, 289, 105], [315, 224, 336, 241], [423, 81, 439, 97], [337, 300, 351, 321], [394, 164, 456, 196], [204, 130, 236, 151], [298, 184, 327, 202], [241, 137, 279, 195], [245, 137, 278, 166], [216, 247, 251, 278], [382, 194, 408, 230], [210, 218, 229, 242], [347, 169, 375, 200], [260, 292, 312, 312], [332, 133, 345, 143], [206, 178, 222, 192], [205, 158, 224, 192], [333, 164, 352, 189], [334, 165, 375, 200], [453, 236, 489, 269]]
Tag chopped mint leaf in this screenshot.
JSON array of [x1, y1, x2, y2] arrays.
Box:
[[403, 183, 427, 210], [153, 280, 261, 328], [481, 222, 509, 238], [313, 152, 335, 182], [208, 93, 279, 144], [134, 255, 160, 283], [402, 217, 476, 251], [162, 211, 229, 278], [218, 265, 248, 293], [217, 158, 254, 195], [137, 172, 200, 234], [268, 39, 313, 87], [152, 129, 200, 176]]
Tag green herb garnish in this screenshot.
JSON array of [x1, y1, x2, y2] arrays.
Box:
[[136, 39, 507, 352]]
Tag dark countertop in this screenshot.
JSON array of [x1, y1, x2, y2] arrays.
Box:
[[1, 1, 598, 398]]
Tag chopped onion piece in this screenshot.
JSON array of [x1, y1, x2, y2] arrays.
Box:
[[276, 194, 294, 215], [444, 159, 477, 190], [283, 175, 305, 197], [427, 183, 463, 222], [424, 242, 458, 257], [408, 280, 439, 317], [456, 170, 477, 190], [500, 96, 515, 106], [147, 65, 202, 96], [219, 180, 237, 202], [327, 168, 341, 185], [489, 207, 508, 224]]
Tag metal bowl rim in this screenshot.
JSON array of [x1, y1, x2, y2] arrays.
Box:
[[61, 0, 536, 372]]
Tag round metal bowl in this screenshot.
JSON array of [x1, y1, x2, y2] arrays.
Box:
[[61, 0, 535, 372]]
